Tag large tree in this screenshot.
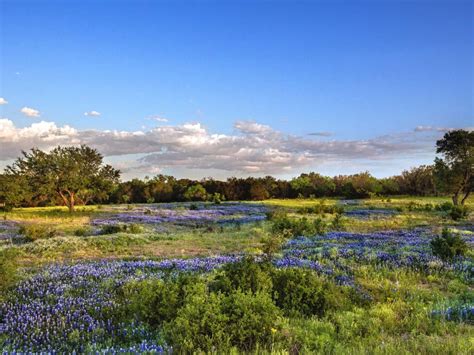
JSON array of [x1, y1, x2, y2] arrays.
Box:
[[434, 130, 473, 206], [5, 145, 120, 212]]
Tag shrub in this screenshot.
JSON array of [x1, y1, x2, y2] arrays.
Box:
[[165, 290, 230, 353], [431, 228, 467, 261], [297, 205, 344, 215], [100, 224, 124, 235], [210, 257, 273, 295], [260, 233, 285, 261], [19, 224, 57, 242], [271, 213, 324, 237], [211, 193, 223, 204], [0, 248, 19, 297], [223, 290, 281, 351], [271, 268, 327, 317], [331, 213, 344, 231], [73, 227, 92, 236], [99, 223, 143, 235], [449, 206, 469, 221], [121, 274, 202, 327], [436, 202, 453, 212]]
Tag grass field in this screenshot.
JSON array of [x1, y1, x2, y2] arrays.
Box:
[[0, 196, 473, 353]]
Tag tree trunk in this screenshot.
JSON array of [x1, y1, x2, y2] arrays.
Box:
[[58, 190, 75, 212], [68, 192, 75, 213], [461, 190, 471, 206], [452, 193, 459, 206]]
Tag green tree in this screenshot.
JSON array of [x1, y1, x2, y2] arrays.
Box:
[[183, 184, 208, 201], [434, 130, 473, 205], [5, 145, 120, 212]]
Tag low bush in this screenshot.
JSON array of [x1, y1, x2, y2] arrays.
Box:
[[271, 213, 326, 237], [0, 248, 19, 297], [210, 256, 273, 294], [73, 227, 93, 236], [449, 206, 469, 221], [120, 273, 202, 327], [297, 204, 344, 215], [431, 228, 467, 261], [272, 268, 326, 317], [18, 224, 57, 242], [165, 288, 230, 353], [223, 290, 281, 351], [99, 223, 143, 235]]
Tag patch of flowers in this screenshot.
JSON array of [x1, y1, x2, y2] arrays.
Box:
[[0, 221, 20, 241], [0, 251, 336, 353], [91, 203, 267, 227], [344, 208, 397, 219], [282, 229, 473, 282], [431, 302, 474, 324], [0, 257, 242, 353]]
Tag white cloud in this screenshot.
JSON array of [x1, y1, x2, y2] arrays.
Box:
[[84, 110, 101, 117], [0, 119, 468, 177], [0, 98, 8, 105], [20, 106, 40, 118], [234, 120, 272, 135], [148, 115, 169, 122]]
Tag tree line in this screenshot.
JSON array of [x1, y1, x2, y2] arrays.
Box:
[[0, 130, 472, 211]]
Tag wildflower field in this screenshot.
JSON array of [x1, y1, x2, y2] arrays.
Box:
[[0, 197, 473, 354]]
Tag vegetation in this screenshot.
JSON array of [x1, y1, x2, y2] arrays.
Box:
[[434, 130, 473, 206], [0, 130, 472, 353], [3, 145, 120, 212]]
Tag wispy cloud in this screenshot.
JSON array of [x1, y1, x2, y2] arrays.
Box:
[[0, 98, 8, 105], [414, 125, 452, 133], [84, 110, 101, 117], [148, 115, 169, 123], [308, 131, 333, 137], [20, 107, 40, 118]]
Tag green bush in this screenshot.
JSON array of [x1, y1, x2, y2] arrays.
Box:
[[0, 248, 19, 297], [260, 233, 285, 261], [165, 289, 230, 353], [19, 224, 57, 242], [331, 213, 344, 231], [99, 223, 143, 235], [272, 268, 327, 317], [449, 206, 469, 221], [436, 202, 453, 212], [223, 290, 281, 351], [210, 257, 273, 294], [297, 204, 344, 215], [73, 227, 92, 236], [430, 228, 467, 261], [121, 273, 202, 327], [271, 213, 325, 237]]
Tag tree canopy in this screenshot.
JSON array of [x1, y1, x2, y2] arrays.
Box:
[[5, 145, 120, 212], [434, 130, 473, 205]]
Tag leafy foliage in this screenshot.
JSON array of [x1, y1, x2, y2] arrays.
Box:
[[430, 228, 468, 261], [434, 130, 473, 206], [5, 146, 120, 212]]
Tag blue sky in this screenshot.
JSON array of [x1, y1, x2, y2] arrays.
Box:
[[0, 0, 472, 180]]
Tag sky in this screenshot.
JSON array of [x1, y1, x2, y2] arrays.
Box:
[[0, 0, 472, 181]]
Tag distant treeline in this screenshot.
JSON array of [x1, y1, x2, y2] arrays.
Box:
[[0, 165, 438, 208], [107, 166, 437, 204]]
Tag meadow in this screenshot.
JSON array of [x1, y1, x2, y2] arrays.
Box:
[[0, 196, 473, 354]]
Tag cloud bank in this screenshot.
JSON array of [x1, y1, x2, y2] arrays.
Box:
[[0, 118, 465, 177]]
